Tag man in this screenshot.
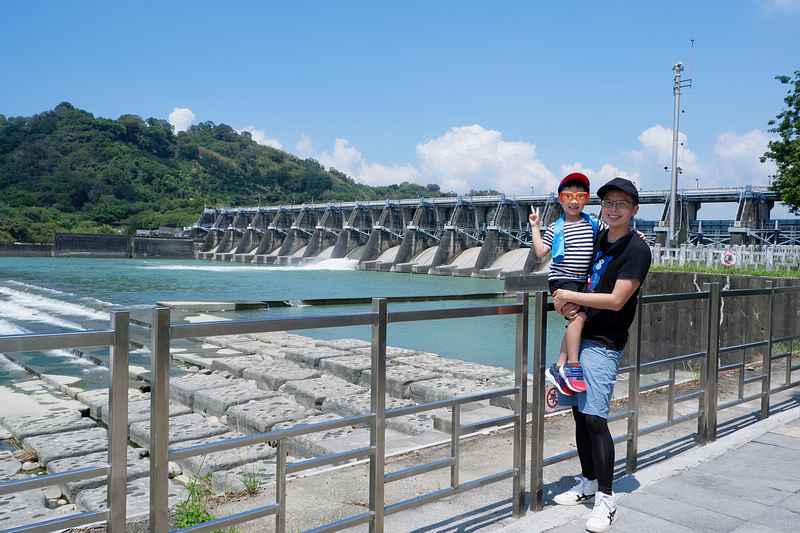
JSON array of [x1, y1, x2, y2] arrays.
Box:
[[550, 177, 651, 533]]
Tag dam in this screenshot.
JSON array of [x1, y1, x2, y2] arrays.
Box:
[[190, 186, 800, 278]]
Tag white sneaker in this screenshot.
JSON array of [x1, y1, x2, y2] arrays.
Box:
[[585, 491, 617, 532], [553, 475, 597, 506]]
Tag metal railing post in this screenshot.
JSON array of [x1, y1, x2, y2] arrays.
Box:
[[108, 311, 129, 533], [762, 281, 774, 419], [150, 307, 171, 533], [702, 283, 721, 444], [625, 296, 643, 475], [276, 440, 287, 533], [512, 292, 528, 518], [369, 298, 387, 533], [529, 291, 547, 512]]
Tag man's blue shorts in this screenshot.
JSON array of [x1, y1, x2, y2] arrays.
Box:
[[557, 339, 622, 418]]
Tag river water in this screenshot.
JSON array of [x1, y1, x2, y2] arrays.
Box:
[[0, 257, 563, 390]]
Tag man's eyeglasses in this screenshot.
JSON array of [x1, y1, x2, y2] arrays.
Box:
[[559, 191, 590, 203], [600, 199, 633, 210]]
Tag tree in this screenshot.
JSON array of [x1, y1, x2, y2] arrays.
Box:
[[762, 70, 800, 214]]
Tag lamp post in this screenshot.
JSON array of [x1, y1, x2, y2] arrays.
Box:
[[669, 62, 691, 246]]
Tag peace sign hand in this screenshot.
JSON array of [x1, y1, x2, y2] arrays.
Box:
[[529, 206, 541, 227]]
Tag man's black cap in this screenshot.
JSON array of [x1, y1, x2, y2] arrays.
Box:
[[597, 177, 639, 203]]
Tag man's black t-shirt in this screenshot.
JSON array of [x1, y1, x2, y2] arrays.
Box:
[[582, 228, 651, 351]]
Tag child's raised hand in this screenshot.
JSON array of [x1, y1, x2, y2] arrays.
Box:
[[529, 206, 540, 227]]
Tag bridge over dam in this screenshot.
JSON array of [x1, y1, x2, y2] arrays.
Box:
[[190, 185, 800, 278]]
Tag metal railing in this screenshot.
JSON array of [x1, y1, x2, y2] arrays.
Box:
[[1, 284, 799, 532], [0, 312, 130, 533]]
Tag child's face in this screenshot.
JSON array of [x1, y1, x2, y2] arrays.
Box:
[[559, 184, 589, 217]]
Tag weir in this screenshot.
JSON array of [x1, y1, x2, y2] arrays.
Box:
[[190, 187, 798, 278]]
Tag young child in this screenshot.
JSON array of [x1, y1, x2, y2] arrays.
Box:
[[529, 172, 603, 396]]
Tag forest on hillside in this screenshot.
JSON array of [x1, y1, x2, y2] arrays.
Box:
[[0, 102, 456, 244]]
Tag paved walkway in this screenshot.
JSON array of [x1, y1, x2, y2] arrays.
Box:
[[495, 404, 800, 532]]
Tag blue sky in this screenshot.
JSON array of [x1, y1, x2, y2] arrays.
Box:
[[2, 1, 799, 218]]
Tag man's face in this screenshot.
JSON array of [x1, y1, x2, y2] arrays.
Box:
[[600, 190, 639, 229]]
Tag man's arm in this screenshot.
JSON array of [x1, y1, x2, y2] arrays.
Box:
[[553, 278, 641, 313]]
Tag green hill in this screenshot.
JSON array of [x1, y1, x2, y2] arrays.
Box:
[[0, 102, 451, 244]]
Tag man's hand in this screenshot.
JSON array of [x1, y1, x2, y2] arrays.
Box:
[[553, 289, 579, 318]]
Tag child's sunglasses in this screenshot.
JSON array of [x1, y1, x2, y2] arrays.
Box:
[[558, 191, 590, 203]]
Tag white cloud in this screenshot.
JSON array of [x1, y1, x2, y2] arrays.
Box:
[[713, 129, 777, 186], [168, 107, 195, 132], [622, 124, 701, 190], [237, 126, 282, 149], [295, 134, 315, 159], [415, 125, 557, 195]]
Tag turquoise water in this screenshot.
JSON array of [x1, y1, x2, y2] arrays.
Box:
[[0, 257, 563, 388]]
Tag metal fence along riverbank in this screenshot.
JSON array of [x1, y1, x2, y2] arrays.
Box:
[[1, 283, 798, 532]]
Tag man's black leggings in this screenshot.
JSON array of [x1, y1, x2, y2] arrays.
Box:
[[573, 407, 614, 495]]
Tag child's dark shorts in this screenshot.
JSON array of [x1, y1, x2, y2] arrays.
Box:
[[549, 279, 588, 315]]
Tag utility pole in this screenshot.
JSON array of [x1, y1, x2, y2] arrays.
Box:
[[669, 62, 691, 246]]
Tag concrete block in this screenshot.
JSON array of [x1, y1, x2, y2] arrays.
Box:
[[242, 360, 320, 391], [169, 432, 277, 478], [350, 345, 427, 359], [0, 490, 54, 531], [321, 392, 448, 436], [170, 373, 236, 408], [394, 353, 512, 381], [75, 475, 187, 515], [226, 396, 318, 434], [361, 366, 440, 399], [23, 427, 108, 465], [319, 354, 372, 384], [100, 397, 192, 427], [283, 347, 352, 369], [314, 338, 371, 351], [281, 376, 365, 409], [75, 388, 147, 419], [408, 377, 494, 410], [2, 409, 94, 440], [193, 382, 278, 418], [47, 448, 149, 500], [433, 405, 516, 434], [245, 332, 317, 350], [129, 413, 229, 450], [210, 355, 270, 377]]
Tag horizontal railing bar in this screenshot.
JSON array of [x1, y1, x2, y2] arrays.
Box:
[[385, 458, 454, 484], [169, 415, 375, 461], [3, 509, 110, 533], [638, 412, 702, 437], [674, 391, 702, 403], [639, 379, 674, 393], [607, 410, 632, 425], [302, 511, 374, 533], [0, 465, 109, 496], [174, 504, 278, 533], [772, 382, 800, 394], [743, 375, 767, 385], [460, 414, 517, 435], [641, 291, 708, 304], [719, 339, 768, 355], [640, 351, 704, 370], [387, 387, 517, 418], [384, 470, 517, 516], [169, 313, 377, 339], [717, 393, 765, 411], [286, 447, 375, 475], [0, 330, 114, 354], [388, 304, 523, 324], [722, 288, 773, 298]]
